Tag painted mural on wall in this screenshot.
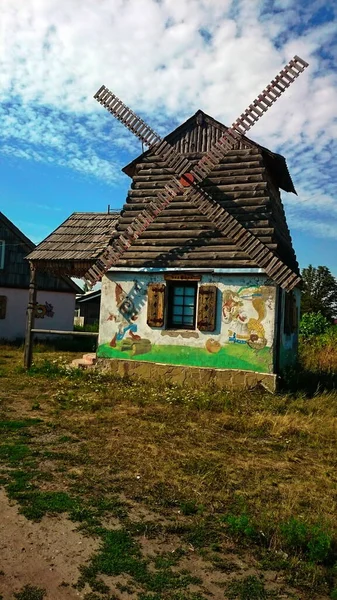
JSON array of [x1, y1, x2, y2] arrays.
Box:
[[222, 286, 271, 350], [35, 301, 54, 319], [98, 275, 276, 374]]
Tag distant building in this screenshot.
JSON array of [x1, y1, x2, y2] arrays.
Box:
[[0, 212, 82, 340], [75, 289, 101, 326]]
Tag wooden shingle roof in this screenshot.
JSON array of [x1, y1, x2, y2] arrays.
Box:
[[114, 111, 299, 273], [26, 212, 119, 276]]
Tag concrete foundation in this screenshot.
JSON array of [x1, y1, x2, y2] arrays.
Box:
[[97, 358, 277, 392]]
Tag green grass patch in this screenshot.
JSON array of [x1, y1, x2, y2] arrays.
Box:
[[225, 575, 276, 599], [79, 527, 200, 594], [13, 585, 46, 600], [0, 418, 42, 431], [0, 443, 31, 464]]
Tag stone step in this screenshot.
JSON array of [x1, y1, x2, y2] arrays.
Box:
[[83, 353, 97, 365], [70, 353, 97, 369]]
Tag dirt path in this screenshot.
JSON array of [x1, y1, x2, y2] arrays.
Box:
[[0, 490, 98, 599]]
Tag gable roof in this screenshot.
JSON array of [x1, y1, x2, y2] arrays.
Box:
[[123, 110, 297, 195], [26, 212, 119, 277], [0, 212, 82, 293]]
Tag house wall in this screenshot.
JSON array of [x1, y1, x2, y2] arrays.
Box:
[[278, 287, 301, 371], [98, 272, 277, 374], [0, 288, 76, 341]]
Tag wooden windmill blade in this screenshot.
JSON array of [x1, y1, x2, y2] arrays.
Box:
[[190, 56, 309, 183], [87, 56, 308, 288]]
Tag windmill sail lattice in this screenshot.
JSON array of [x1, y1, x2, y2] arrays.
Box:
[[87, 55, 308, 289]]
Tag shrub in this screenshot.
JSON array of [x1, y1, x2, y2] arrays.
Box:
[[280, 517, 333, 564], [300, 312, 331, 337], [223, 513, 257, 541]]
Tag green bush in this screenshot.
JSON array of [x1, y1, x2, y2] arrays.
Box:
[[299, 312, 331, 337], [223, 513, 257, 541], [280, 517, 333, 564]]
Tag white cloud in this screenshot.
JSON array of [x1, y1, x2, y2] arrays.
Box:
[[0, 0, 336, 241]]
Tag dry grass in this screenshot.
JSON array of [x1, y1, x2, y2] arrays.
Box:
[[0, 343, 337, 598]]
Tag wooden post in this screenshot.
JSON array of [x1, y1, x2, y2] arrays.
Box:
[[24, 263, 37, 369]]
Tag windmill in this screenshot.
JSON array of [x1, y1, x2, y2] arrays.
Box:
[[86, 56, 308, 291]]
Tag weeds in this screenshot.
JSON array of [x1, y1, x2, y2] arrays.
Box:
[[13, 585, 46, 600], [280, 517, 333, 564], [225, 575, 272, 599]]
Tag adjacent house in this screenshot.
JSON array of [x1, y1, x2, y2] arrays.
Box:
[[0, 212, 82, 341], [26, 111, 300, 390]]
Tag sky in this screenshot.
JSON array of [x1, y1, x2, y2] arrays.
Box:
[[0, 0, 336, 277]]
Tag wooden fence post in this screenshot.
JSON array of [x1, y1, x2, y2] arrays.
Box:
[[24, 263, 37, 369]]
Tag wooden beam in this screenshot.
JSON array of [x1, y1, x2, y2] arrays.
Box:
[[31, 329, 98, 336], [24, 263, 37, 370]]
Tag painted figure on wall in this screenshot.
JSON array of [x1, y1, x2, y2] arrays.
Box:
[[108, 283, 141, 347], [35, 301, 54, 319], [223, 286, 272, 350]]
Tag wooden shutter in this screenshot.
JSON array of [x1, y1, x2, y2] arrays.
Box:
[[197, 285, 218, 331], [0, 295, 7, 319], [147, 283, 165, 327]]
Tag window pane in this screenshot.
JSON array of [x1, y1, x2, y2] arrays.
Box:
[[174, 287, 184, 296], [185, 288, 195, 296], [174, 299, 184, 306], [183, 316, 194, 326], [184, 306, 194, 316], [172, 316, 183, 325], [173, 306, 183, 315]]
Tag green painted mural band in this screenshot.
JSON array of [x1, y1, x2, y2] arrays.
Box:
[[97, 342, 272, 374]]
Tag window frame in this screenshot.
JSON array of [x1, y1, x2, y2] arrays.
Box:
[[0, 240, 5, 270], [166, 282, 198, 330]]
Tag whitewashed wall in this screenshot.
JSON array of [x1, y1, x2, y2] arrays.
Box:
[[99, 271, 277, 373], [0, 288, 76, 340]]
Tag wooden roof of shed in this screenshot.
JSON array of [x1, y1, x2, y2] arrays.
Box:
[[26, 212, 119, 276]]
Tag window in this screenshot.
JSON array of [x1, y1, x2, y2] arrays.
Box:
[[167, 283, 197, 329], [146, 282, 218, 332], [0, 241, 4, 270]]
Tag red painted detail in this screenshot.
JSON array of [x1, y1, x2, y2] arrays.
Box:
[[179, 172, 194, 187]]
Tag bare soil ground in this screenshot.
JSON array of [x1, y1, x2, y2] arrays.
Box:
[[0, 489, 98, 599]]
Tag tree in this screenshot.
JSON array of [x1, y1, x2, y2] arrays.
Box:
[[301, 265, 337, 320]]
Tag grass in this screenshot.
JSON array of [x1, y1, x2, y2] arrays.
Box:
[[13, 586, 46, 600], [0, 343, 337, 598]]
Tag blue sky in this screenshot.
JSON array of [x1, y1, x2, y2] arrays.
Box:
[[0, 0, 336, 276]]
